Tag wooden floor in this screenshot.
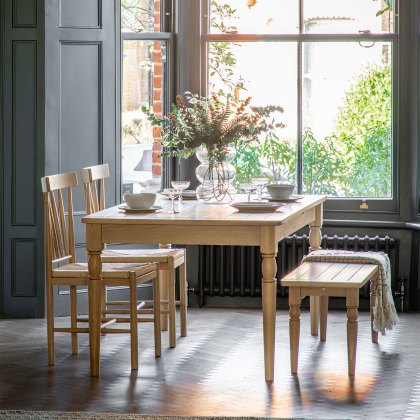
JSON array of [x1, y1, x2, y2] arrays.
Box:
[[1, 307, 419, 419]]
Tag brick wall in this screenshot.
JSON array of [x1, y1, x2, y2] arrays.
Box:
[[152, 0, 162, 177]]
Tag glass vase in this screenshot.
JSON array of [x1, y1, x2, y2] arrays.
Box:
[[195, 146, 236, 204]]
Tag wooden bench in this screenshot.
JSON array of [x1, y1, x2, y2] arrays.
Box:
[[281, 261, 379, 376]]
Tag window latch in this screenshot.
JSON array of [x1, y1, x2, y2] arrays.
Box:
[[360, 200, 369, 210]]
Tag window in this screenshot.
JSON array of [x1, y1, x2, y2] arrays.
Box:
[[121, 0, 173, 193], [202, 0, 398, 213]]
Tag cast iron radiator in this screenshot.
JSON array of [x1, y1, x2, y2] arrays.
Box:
[[197, 234, 399, 307]]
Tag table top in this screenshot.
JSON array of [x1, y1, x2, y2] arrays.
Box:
[[82, 194, 326, 227]]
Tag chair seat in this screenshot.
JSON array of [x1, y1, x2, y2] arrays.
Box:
[[52, 262, 157, 279], [101, 248, 185, 263]]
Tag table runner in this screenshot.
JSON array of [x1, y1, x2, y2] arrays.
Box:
[[302, 249, 399, 335]]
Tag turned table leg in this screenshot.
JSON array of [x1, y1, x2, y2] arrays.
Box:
[[261, 227, 277, 384]]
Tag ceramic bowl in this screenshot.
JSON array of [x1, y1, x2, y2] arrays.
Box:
[[123, 192, 157, 209], [266, 183, 295, 200]]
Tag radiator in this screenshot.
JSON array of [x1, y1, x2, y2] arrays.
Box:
[[197, 234, 399, 307]]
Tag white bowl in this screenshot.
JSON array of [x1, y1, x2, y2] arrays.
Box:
[[266, 183, 295, 200], [123, 193, 157, 209]]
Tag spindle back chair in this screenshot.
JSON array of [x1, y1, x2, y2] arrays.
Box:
[[42, 171, 161, 369], [81, 164, 187, 347]]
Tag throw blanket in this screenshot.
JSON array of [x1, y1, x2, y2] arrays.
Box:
[[301, 250, 399, 335]]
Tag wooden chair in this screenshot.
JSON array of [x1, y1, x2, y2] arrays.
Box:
[[41, 171, 161, 369], [81, 164, 187, 348], [281, 261, 379, 376]]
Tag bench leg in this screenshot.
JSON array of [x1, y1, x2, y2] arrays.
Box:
[[289, 288, 301, 374], [370, 289, 378, 344], [319, 295, 328, 341], [310, 296, 319, 336], [346, 290, 359, 376]]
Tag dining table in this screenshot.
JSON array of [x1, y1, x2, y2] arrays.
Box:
[[82, 194, 326, 382]]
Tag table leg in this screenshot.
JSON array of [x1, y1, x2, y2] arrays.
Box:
[[86, 224, 103, 377], [261, 227, 277, 384], [309, 203, 323, 336]]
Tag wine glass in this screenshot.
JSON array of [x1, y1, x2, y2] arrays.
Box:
[[239, 183, 257, 202], [171, 180, 190, 204], [163, 188, 180, 214], [251, 177, 268, 200]]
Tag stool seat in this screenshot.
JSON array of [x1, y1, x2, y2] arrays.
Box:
[[281, 262, 377, 289], [281, 261, 379, 376]]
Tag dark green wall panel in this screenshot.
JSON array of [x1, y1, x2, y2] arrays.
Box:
[[1, 0, 44, 318], [12, 40, 37, 226], [11, 238, 36, 297], [12, 0, 37, 28]]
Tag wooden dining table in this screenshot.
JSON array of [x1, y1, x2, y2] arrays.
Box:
[[82, 194, 326, 382]]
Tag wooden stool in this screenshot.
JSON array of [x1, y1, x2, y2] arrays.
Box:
[[281, 261, 379, 376]]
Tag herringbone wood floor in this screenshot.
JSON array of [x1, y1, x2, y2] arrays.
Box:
[[1, 308, 419, 419]]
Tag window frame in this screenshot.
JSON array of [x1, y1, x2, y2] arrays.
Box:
[[200, 0, 402, 216], [120, 0, 175, 189]]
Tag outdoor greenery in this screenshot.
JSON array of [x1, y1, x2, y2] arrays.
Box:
[[233, 63, 392, 197], [210, 1, 392, 197]]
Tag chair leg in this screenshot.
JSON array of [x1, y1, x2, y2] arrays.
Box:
[[129, 275, 139, 370], [179, 259, 187, 337], [168, 266, 176, 348], [47, 281, 55, 366], [159, 268, 169, 332], [346, 290, 359, 376], [319, 295, 328, 342], [289, 288, 301, 374], [370, 290, 378, 343], [70, 285, 78, 355], [153, 275, 162, 358], [101, 284, 108, 336]]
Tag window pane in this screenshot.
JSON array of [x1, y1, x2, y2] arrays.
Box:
[[210, 0, 299, 34], [209, 42, 298, 185], [302, 42, 392, 198], [122, 40, 166, 193], [121, 0, 160, 33], [303, 0, 395, 34]]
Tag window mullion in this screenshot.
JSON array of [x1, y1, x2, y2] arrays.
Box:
[[296, 0, 303, 194]]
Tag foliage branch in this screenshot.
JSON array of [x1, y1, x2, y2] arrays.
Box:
[[143, 92, 282, 163]]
